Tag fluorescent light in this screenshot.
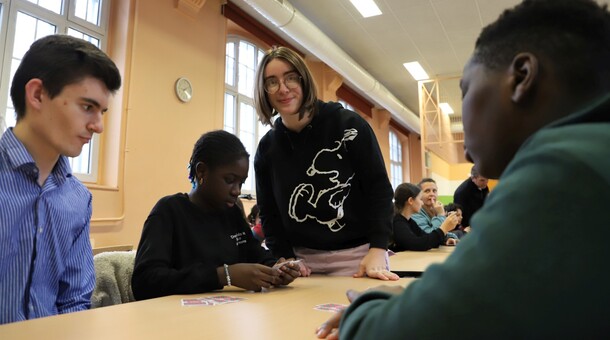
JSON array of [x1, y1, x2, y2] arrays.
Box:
[[439, 102, 454, 115], [350, 0, 382, 18], [403, 61, 429, 80]]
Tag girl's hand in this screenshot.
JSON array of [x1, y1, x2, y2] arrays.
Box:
[[354, 248, 399, 281], [272, 258, 301, 285], [445, 238, 459, 246], [226, 263, 280, 291], [440, 212, 459, 233]]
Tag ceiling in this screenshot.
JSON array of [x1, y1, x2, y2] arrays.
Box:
[[287, 0, 523, 121], [231, 0, 522, 128], [230, 0, 609, 162]]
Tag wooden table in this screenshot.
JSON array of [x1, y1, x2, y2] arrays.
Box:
[[0, 276, 413, 340], [389, 246, 454, 272]]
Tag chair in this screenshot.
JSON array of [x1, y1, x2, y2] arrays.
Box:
[[92, 244, 133, 256], [91, 250, 136, 308]]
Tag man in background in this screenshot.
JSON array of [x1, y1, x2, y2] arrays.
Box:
[[453, 165, 489, 228]]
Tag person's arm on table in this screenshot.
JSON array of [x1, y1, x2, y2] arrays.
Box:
[[317, 145, 602, 338], [348, 118, 396, 281]]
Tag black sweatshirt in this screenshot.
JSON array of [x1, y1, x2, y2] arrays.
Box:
[[391, 214, 444, 252], [131, 193, 276, 300], [254, 100, 394, 258]]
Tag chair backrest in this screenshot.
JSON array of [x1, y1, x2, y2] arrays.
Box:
[[92, 244, 133, 256], [91, 250, 136, 308]]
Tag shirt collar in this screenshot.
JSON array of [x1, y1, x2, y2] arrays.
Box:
[[1, 128, 73, 184]]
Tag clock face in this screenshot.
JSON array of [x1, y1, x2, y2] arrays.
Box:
[[175, 77, 192, 103]]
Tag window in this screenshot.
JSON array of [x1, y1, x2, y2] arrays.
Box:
[[0, 0, 109, 182], [338, 99, 355, 112], [224, 37, 270, 195], [389, 129, 403, 189]]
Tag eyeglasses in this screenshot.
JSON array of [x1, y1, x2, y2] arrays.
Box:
[[263, 73, 302, 94]]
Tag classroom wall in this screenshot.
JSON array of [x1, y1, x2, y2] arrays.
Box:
[[426, 151, 473, 203], [89, 0, 425, 248], [90, 0, 227, 247]]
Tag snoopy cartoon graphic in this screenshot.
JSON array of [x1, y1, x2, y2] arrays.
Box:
[[288, 129, 358, 232]]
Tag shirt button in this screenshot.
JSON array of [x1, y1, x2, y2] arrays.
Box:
[[38, 227, 43, 233], [29, 304, 34, 311]]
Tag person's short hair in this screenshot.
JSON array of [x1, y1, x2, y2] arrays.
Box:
[[417, 178, 436, 188], [188, 130, 249, 186], [470, 165, 480, 178], [473, 0, 610, 96], [393, 183, 421, 213], [445, 202, 463, 214], [253, 46, 318, 126], [10, 34, 121, 121]]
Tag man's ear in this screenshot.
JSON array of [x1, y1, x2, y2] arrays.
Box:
[[509, 53, 538, 103], [24, 79, 45, 111]]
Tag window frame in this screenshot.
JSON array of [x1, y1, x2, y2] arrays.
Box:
[[389, 129, 403, 189], [224, 36, 270, 196]]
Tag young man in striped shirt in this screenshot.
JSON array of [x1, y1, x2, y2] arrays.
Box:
[[0, 35, 121, 324]]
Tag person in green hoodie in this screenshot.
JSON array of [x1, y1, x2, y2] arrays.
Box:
[[316, 0, 610, 338]]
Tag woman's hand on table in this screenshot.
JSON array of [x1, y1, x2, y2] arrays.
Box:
[[354, 248, 399, 281]]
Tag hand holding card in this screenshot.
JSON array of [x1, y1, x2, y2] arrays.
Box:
[[273, 258, 301, 285]]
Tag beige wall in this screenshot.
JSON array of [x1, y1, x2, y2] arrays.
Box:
[[90, 0, 227, 247], [89, 0, 424, 248]]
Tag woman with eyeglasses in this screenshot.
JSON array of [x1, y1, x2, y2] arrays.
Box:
[[252, 46, 398, 281]]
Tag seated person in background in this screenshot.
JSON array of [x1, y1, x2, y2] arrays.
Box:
[[391, 183, 460, 252], [411, 178, 459, 241], [131, 130, 299, 300], [247, 204, 265, 243], [0, 35, 121, 325], [453, 165, 489, 228], [317, 0, 610, 337], [444, 203, 470, 238]]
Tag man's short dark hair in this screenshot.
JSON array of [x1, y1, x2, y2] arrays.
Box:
[[473, 0, 610, 95], [10, 34, 121, 120], [417, 178, 436, 188], [470, 165, 480, 178]]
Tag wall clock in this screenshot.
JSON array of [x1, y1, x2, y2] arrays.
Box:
[[175, 77, 193, 103]]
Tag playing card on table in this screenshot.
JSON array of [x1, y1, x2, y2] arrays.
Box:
[[181, 295, 246, 306], [313, 303, 347, 312]]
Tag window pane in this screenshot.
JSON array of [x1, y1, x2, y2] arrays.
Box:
[[70, 142, 92, 173], [238, 41, 255, 96], [74, 0, 101, 26], [67, 27, 100, 47], [28, 0, 62, 14], [389, 131, 402, 189], [258, 121, 270, 142], [14, 12, 56, 58], [4, 12, 56, 130], [223, 93, 235, 133], [225, 42, 235, 86], [224, 40, 266, 194], [239, 103, 256, 192]]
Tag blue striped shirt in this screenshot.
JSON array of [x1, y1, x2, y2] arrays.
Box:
[[0, 128, 95, 324]]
